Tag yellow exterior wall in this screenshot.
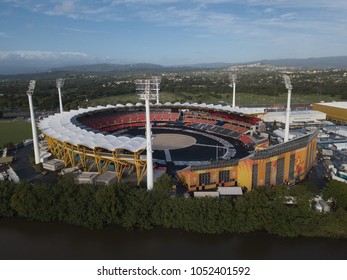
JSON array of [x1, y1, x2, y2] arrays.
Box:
[[313, 103, 347, 122]]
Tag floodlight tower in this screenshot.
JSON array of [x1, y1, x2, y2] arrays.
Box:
[[135, 79, 157, 190], [26, 80, 40, 164], [229, 73, 237, 107], [56, 78, 65, 113], [151, 76, 161, 104], [283, 75, 293, 143]]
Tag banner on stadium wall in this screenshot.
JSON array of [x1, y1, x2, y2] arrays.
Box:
[[236, 158, 253, 190], [294, 147, 307, 181]]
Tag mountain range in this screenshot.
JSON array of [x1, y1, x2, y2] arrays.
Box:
[[1, 55, 347, 75], [256, 56, 347, 68]]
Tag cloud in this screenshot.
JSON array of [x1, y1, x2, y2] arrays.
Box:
[[4, 0, 347, 22], [0, 50, 89, 60], [0, 50, 101, 74], [52, 1, 75, 14], [264, 8, 274, 13], [64, 27, 102, 33], [109, 0, 178, 4], [0, 32, 11, 38], [45, 1, 80, 19], [138, 6, 237, 34], [2, 0, 347, 40]]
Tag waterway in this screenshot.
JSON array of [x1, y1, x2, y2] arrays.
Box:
[[0, 218, 346, 260]]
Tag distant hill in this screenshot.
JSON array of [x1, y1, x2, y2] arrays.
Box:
[[1, 55, 347, 75], [255, 56, 347, 68], [53, 63, 166, 72], [179, 62, 233, 69], [51, 58, 347, 73]]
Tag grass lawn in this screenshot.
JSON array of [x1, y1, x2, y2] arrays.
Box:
[[0, 121, 32, 148]]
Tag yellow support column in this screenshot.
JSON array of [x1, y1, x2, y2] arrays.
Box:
[[77, 145, 88, 171], [134, 150, 147, 186], [112, 150, 128, 182]]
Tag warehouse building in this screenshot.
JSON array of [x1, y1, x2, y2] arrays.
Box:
[[263, 110, 326, 126], [313, 102, 347, 124]]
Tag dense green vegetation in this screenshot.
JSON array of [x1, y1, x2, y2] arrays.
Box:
[[0, 175, 346, 238], [323, 180, 347, 211], [1, 68, 347, 112], [0, 121, 32, 148]]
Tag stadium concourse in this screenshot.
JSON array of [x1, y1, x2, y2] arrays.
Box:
[[39, 102, 318, 191]]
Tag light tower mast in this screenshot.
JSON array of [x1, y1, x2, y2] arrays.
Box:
[[26, 80, 40, 164], [135, 78, 159, 190], [151, 76, 161, 104], [229, 73, 237, 107], [56, 78, 65, 113], [283, 75, 293, 143]]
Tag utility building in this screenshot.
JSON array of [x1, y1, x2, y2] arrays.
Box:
[[264, 110, 326, 126]]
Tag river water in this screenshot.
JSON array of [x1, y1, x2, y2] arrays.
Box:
[[0, 218, 346, 260]]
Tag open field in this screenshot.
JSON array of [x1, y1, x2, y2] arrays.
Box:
[[86, 91, 343, 107], [0, 121, 32, 148]]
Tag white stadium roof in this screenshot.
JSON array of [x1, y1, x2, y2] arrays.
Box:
[[39, 104, 147, 152], [39, 102, 266, 153]]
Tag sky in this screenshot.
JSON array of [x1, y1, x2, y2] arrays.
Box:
[[1, 0, 347, 66]]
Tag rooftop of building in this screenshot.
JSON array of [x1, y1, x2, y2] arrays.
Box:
[[314, 101, 347, 109]]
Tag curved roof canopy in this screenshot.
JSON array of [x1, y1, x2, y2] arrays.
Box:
[[39, 102, 266, 153]]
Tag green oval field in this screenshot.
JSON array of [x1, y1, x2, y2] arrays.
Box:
[[0, 121, 33, 148]]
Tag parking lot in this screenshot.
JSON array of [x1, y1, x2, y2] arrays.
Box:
[[9, 144, 57, 184]]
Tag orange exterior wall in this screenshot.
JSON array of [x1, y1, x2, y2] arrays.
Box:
[[177, 165, 238, 191]]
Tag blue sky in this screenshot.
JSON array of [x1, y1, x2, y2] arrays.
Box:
[[1, 0, 347, 65]]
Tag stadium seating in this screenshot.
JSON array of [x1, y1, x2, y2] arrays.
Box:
[[78, 109, 257, 143], [239, 135, 255, 146]]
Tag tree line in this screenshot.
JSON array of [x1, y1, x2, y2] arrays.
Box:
[[0, 174, 346, 238]]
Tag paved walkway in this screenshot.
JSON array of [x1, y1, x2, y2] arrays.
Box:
[[11, 144, 57, 184], [164, 149, 172, 162]]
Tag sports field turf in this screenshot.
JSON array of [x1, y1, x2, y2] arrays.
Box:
[[0, 121, 32, 148]]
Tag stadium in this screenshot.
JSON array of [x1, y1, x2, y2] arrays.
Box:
[[39, 101, 318, 192]]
